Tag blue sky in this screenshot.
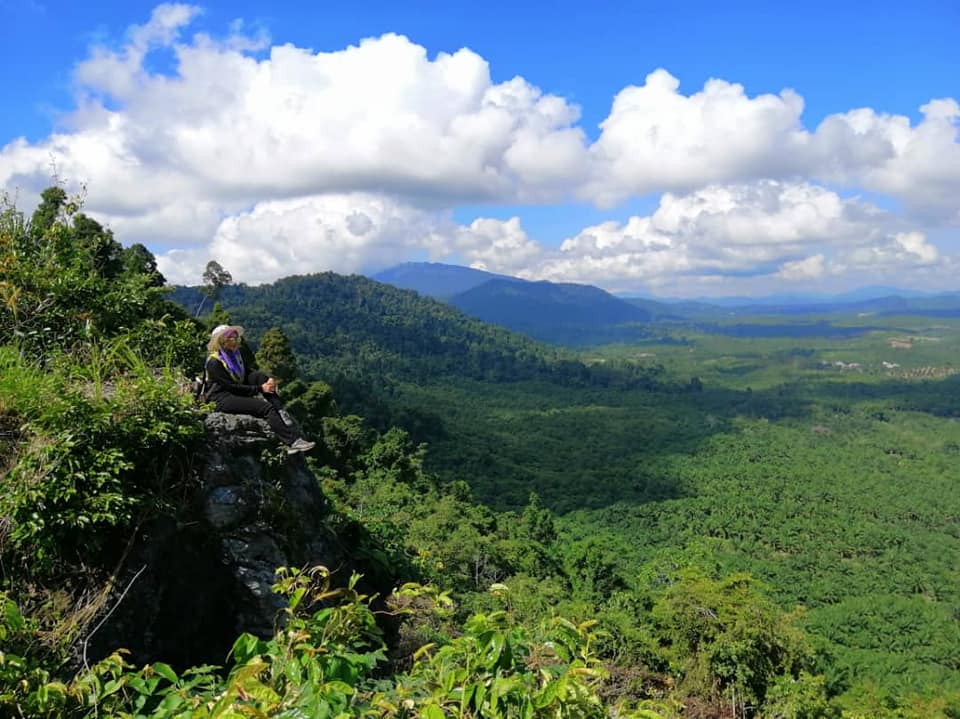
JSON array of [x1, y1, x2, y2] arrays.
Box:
[[1, 0, 958, 296]]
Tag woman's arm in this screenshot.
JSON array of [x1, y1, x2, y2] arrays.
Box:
[[206, 357, 260, 396]]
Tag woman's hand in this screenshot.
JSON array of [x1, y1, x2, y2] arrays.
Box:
[[261, 378, 277, 394]]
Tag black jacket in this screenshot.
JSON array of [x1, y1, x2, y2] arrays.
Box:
[[205, 355, 261, 399]]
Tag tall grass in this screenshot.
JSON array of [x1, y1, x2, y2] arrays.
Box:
[[0, 344, 68, 424]]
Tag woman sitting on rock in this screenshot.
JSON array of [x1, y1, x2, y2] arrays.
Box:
[[205, 324, 315, 455]]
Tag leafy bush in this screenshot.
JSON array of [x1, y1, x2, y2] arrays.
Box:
[[0, 342, 203, 577], [1, 569, 676, 718], [1, 189, 205, 370], [650, 569, 815, 713]]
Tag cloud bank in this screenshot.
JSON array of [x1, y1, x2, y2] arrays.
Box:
[[1, 3, 957, 295]]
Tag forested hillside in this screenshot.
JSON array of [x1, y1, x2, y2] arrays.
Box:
[[168, 275, 662, 428], [168, 264, 960, 714], [372, 262, 680, 346], [448, 279, 656, 345], [171, 276, 572, 382], [1, 190, 710, 718]]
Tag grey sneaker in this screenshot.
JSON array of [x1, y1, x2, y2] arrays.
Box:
[[287, 438, 316, 455]]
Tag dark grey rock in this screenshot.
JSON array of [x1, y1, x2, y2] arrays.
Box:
[[203, 412, 273, 451], [203, 450, 234, 487], [87, 410, 338, 669], [222, 529, 288, 636], [204, 486, 250, 529]]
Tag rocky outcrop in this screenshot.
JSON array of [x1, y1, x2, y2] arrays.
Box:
[[87, 412, 341, 668]]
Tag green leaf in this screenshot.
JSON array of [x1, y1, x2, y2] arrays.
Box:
[[100, 678, 124, 697], [127, 675, 148, 694], [155, 692, 187, 714], [151, 662, 178, 683], [483, 632, 506, 670], [320, 679, 355, 696], [237, 678, 281, 706], [230, 633, 263, 664], [533, 680, 559, 709], [421, 703, 446, 719]]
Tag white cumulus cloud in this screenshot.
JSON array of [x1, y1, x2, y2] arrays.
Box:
[[0, 8, 588, 244], [447, 217, 543, 273], [528, 181, 943, 294], [584, 69, 809, 205], [1, 5, 958, 295], [158, 193, 447, 285], [810, 99, 960, 223], [154, 180, 947, 296], [776, 254, 828, 281], [584, 69, 960, 227]]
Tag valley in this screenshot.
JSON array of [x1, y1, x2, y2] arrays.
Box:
[[185, 270, 960, 706]]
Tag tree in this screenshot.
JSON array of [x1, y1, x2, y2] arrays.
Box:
[[256, 327, 299, 383], [1, 188, 178, 358], [29, 186, 69, 238], [285, 381, 338, 439], [209, 302, 232, 329], [29, 187, 123, 280], [202, 260, 232, 296], [650, 570, 814, 713], [72, 212, 123, 279], [564, 538, 629, 598], [121, 243, 166, 287], [363, 426, 425, 486], [521, 492, 557, 544], [197, 260, 232, 316]]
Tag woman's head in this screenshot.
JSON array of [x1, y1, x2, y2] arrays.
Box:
[[208, 324, 244, 352]]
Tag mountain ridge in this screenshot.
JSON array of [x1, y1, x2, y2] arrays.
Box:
[[371, 261, 522, 299], [167, 272, 659, 390], [371, 261, 956, 311], [448, 278, 661, 345], [370, 263, 683, 345]]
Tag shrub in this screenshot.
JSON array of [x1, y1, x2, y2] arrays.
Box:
[[0, 343, 203, 578]]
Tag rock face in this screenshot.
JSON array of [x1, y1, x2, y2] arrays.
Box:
[[88, 412, 340, 668]]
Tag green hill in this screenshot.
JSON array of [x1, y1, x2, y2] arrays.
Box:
[[371, 262, 682, 346], [169, 274, 662, 392], [448, 278, 660, 345], [371, 260, 519, 299], [189, 272, 960, 705]]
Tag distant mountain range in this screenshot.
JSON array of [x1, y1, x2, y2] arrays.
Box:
[[666, 285, 938, 308], [371, 262, 960, 337], [170, 263, 960, 359], [373, 263, 951, 307], [451, 279, 676, 345], [371, 262, 520, 300], [672, 292, 960, 319], [371, 262, 683, 345]]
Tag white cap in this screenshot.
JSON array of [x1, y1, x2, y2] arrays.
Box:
[[211, 324, 243, 338]]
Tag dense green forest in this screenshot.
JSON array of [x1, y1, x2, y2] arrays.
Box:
[[171, 269, 960, 715], [2, 190, 959, 717], [398, 327, 960, 703]]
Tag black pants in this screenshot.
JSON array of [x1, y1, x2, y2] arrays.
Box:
[[212, 371, 298, 445]]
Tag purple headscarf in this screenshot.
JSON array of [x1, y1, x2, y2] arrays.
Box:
[[217, 327, 245, 381], [218, 348, 245, 381]]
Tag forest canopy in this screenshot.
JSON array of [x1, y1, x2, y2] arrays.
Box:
[[1, 189, 958, 717]]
